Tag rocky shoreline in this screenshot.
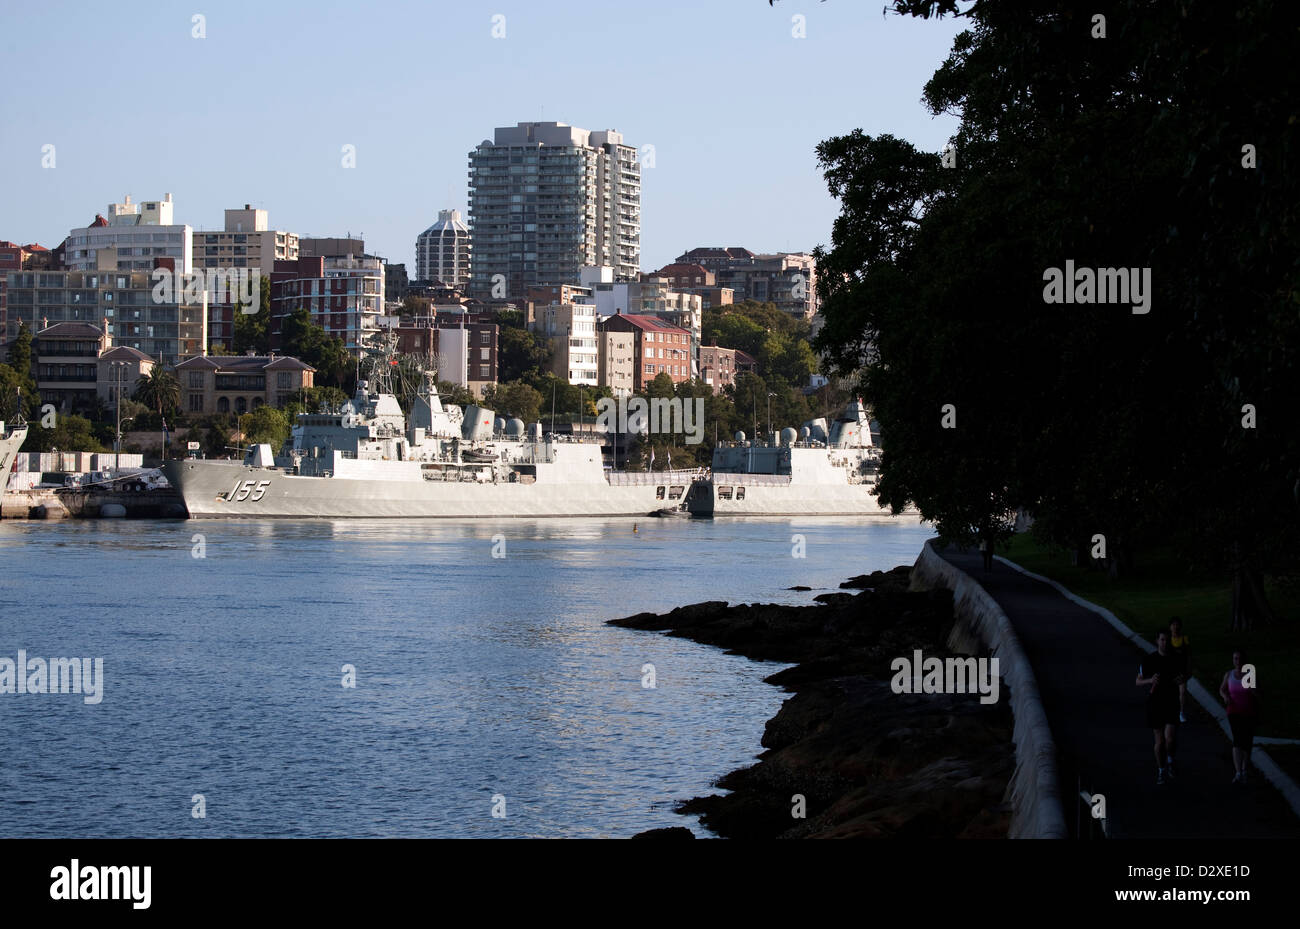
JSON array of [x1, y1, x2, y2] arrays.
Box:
[[611, 566, 1014, 838]]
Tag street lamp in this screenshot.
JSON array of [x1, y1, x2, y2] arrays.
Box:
[[112, 361, 127, 472], [767, 392, 777, 444]]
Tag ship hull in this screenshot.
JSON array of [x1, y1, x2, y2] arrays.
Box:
[[1, 426, 29, 490], [163, 459, 702, 519], [686, 475, 918, 518]]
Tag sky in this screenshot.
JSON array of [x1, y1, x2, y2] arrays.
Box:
[[0, 0, 965, 273]]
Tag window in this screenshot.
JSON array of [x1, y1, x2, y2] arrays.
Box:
[[717, 486, 733, 500], [479, 365, 490, 378], [736, 487, 746, 500], [668, 486, 684, 500], [189, 393, 204, 412], [188, 372, 204, 388], [217, 397, 229, 413], [236, 397, 247, 414], [277, 372, 291, 388], [655, 486, 665, 500], [480, 348, 489, 361]]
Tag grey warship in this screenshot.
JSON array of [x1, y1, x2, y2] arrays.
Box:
[[163, 336, 703, 519]]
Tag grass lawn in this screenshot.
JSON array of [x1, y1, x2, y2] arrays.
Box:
[[1001, 534, 1300, 741]]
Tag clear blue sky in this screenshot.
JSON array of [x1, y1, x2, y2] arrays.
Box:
[[0, 0, 963, 272]]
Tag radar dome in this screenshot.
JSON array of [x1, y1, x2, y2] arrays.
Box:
[[506, 418, 525, 437], [494, 416, 506, 434], [780, 427, 798, 446], [735, 431, 746, 442]]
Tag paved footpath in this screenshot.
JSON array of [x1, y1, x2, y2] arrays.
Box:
[[935, 546, 1299, 838]]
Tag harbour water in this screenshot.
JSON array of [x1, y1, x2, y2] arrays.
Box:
[[0, 516, 929, 837]]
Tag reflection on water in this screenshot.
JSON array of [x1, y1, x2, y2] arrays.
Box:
[[0, 516, 929, 837]]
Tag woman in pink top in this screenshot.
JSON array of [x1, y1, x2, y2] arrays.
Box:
[[1218, 648, 1259, 785]]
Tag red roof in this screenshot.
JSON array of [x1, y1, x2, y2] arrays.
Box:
[[609, 314, 688, 334], [90, 215, 109, 228]]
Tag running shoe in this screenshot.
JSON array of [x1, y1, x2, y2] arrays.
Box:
[[1157, 768, 1166, 785]]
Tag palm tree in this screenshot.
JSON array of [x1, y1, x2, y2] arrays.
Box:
[[134, 368, 180, 419]]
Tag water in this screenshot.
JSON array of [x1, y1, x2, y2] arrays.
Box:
[[0, 516, 930, 837]]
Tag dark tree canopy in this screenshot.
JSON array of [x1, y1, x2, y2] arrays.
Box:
[[813, 0, 1299, 614]]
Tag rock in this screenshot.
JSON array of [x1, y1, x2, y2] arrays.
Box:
[[607, 567, 1014, 839], [787, 586, 812, 591], [630, 826, 696, 840]]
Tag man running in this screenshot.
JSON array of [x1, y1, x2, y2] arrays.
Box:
[[1137, 628, 1184, 784]]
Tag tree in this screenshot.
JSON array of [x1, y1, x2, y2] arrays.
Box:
[[23, 414, 106, 453], [481, 381, 543, 425], [232, 275, 271, 355], [497, 325, 551, 382], [133, 369, 180, 420], [1, 322, 39, 418], [239, 406, 291, 450], [7, 322, 33, 376], [812, 0, 1300, 599], [279, 307, 352, 390]]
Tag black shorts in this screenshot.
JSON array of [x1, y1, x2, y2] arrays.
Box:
[[1228, 714, 1256, 750], [1147, 701, 1180, 730]]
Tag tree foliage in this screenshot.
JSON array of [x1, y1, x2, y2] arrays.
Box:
[[279, 307, 353, 390], [813, 1, 1300, 608]]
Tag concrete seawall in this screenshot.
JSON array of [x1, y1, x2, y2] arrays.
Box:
[[911, 539, 1068, 838]]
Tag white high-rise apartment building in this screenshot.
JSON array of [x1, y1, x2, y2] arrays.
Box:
[[65, 194, 192, 273], [415, 209, 471, 286], [468, 122, 640, 297]]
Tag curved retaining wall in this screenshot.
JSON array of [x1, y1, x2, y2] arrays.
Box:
[[911, 540, 1068, 839]]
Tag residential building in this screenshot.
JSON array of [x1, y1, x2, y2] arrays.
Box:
[[384, 261, 409, 303], [269, 255, 384, 355], [174, 354, 315, 416], [387, 311, 498, 399], [600, 313, 691, 392], [533, 302, 598, 385], [32, 321, 110, 412], [675, 247, 818, 319], [6, 270, 207, 360], [597, 323, 635, 396], [467, 122, 640, 297], [649, 262, 714, 290], [65, 194, 192, 274], [190, 205, 299, 350], [98, 346, 155, 407], [415, 209, 471, 288], [699, 343, 758, 395], [300, 237, 366, 259]]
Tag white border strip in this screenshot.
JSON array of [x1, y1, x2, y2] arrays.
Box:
[[995, 554, 1300, 820]]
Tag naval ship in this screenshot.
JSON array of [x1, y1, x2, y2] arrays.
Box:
[[163, 337, 703, 519], [0, 416, 29, 491], [684, 401, 913, 517]]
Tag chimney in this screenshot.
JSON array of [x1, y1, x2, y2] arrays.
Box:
[[103, 317, 112, 347]]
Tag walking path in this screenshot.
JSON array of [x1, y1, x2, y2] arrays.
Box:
[[934, 544, 1300, 838]]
